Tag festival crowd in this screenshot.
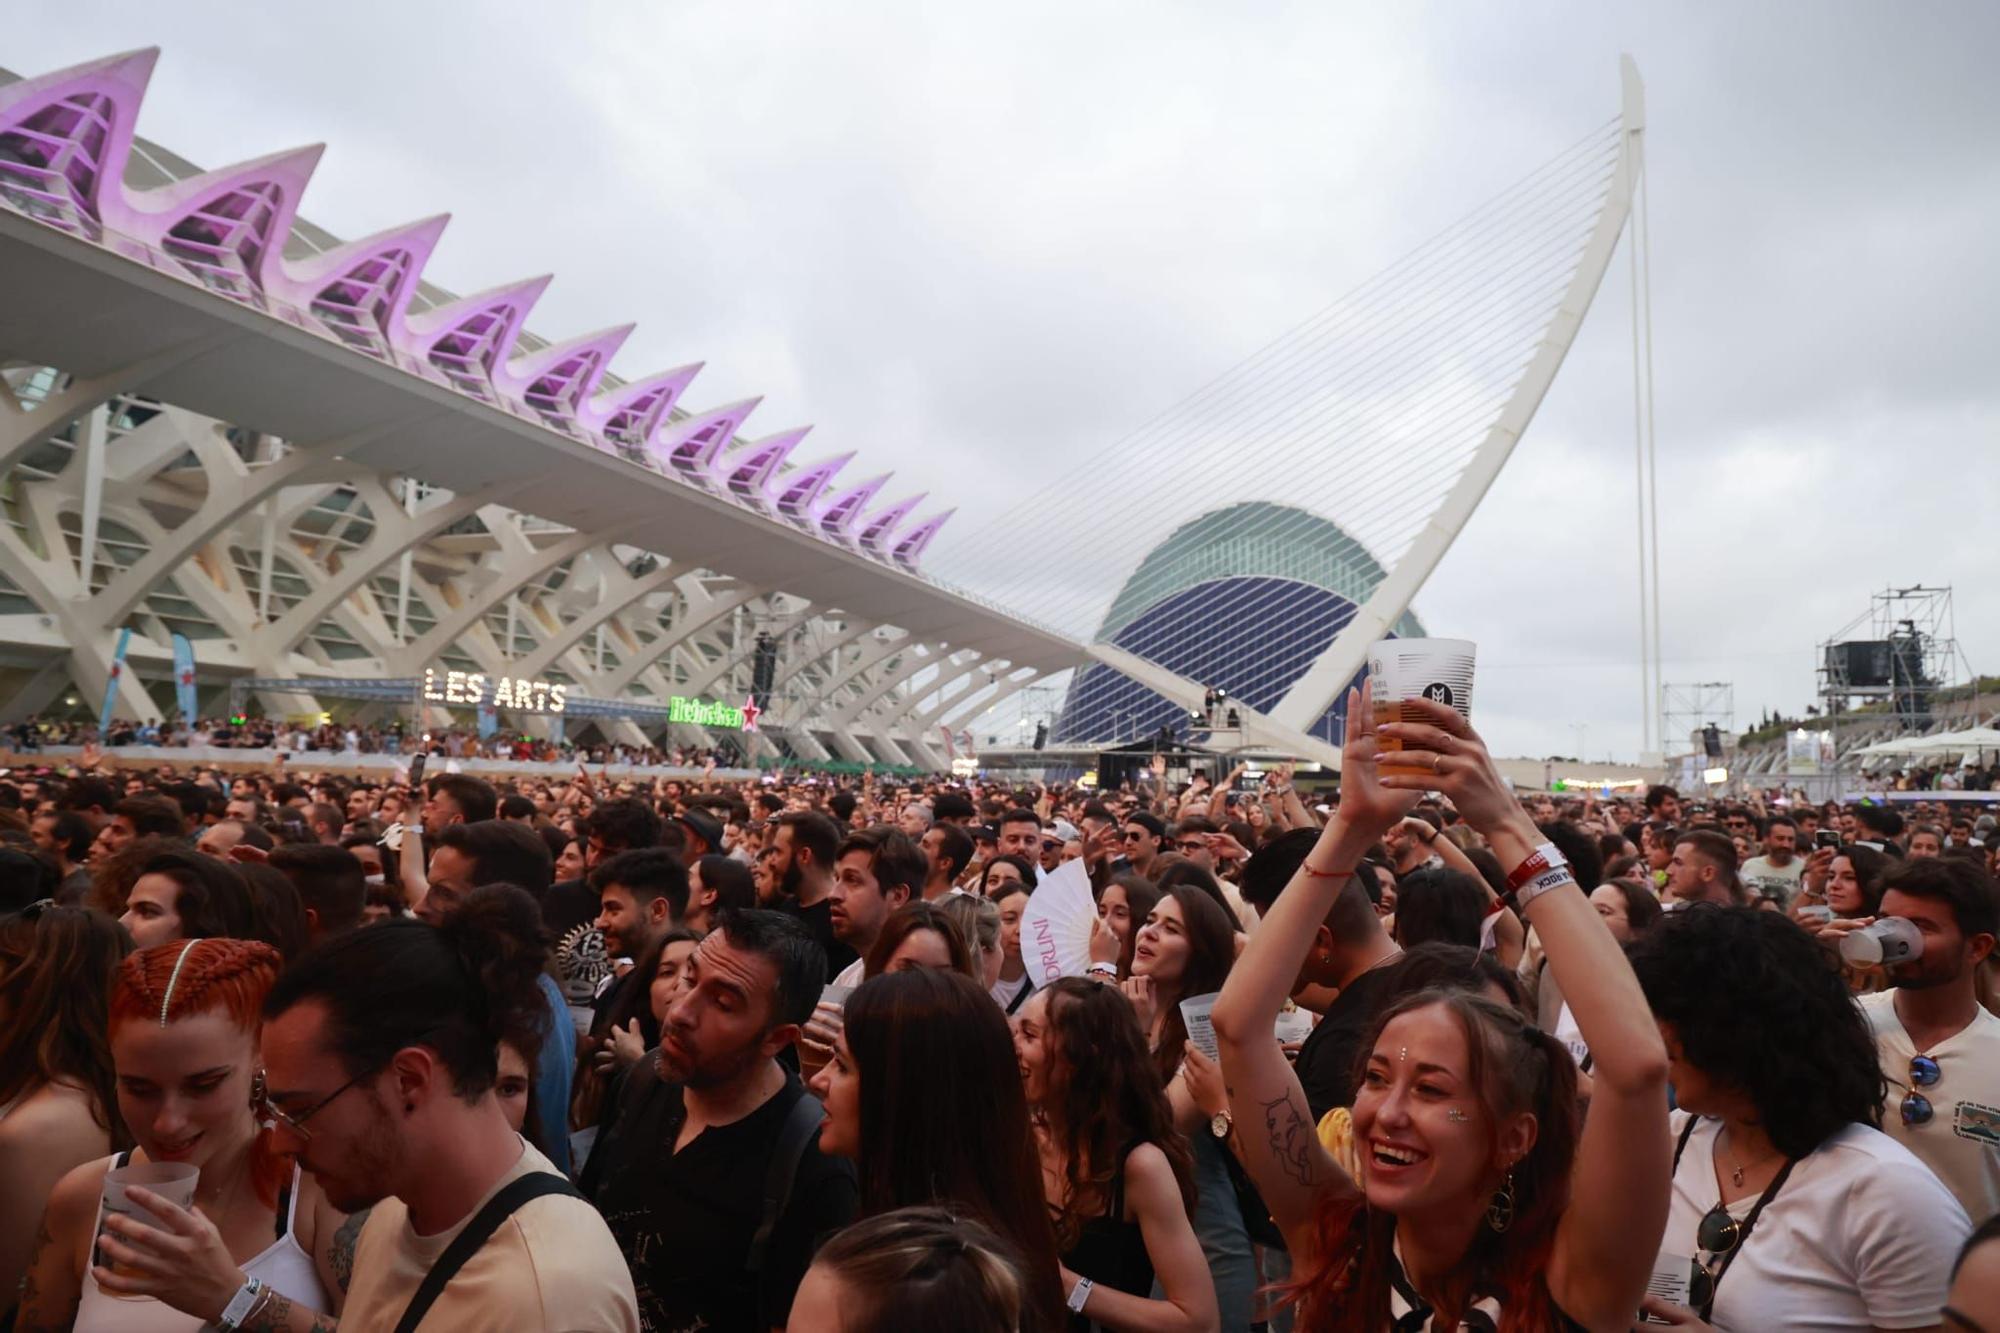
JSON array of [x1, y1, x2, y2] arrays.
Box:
[[2, 686, 1997, 1331]]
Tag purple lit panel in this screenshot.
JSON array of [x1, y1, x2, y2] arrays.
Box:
[[774, 451, 855, 523], [890, 508, 954, 572], [721, 426, 811, 509], [857, 492, 926, 557], [655, 398, 760, 486], [275, 214, 448, 360], [819, 473, 890, 544], [111, 144, 324, 306], [590, 363, 703, 455], [505, 324, 632, 432], [401, 275, 553, 402], [0, 48, 156, 239]]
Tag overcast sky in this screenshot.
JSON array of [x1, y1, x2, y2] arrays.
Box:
[[13, 2, 2000, 761]]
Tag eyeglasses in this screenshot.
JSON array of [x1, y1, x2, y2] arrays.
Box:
[[263, 1062, 384, 1144], [1122, 830, 1146, 842], [1903, 1053, 1942, 1126], [1176, 841, 1207, 854]]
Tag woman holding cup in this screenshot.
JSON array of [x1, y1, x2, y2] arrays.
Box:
[[1211, 679, 1671, 1329], [16, 938, 351, 1332]]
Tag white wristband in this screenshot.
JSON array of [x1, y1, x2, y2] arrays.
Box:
[[218, 1275, 264, 1331], [1067, 1276, 1095, 1313]]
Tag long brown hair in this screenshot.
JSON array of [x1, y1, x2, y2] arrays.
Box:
[[1103, 873, 1159, 980], [1286, 989, 1580, 1332], [1144, 881, 1236, 1088], [0, 904, 131, 1141], [1037, 978, 1195, 1249], [844, 970, 1065, 1331]]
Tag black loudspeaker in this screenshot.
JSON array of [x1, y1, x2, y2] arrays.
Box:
[[1032, 722, 1047, 751], [1702, 724, 1723, 758], [1825, 640, 1893, 688]]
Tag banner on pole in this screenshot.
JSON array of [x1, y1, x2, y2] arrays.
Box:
[[98, 627, 132, 736]]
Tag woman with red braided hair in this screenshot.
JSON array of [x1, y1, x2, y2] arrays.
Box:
[[16, 938, 354, 1333]]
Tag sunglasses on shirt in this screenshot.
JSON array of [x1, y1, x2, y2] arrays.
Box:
[[1903, 1053, 1942, 1127]]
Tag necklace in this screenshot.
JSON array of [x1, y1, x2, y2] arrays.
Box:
[[1721, 1125, 1781, 1187]]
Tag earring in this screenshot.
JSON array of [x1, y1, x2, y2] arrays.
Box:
[[1486, 1170, 1516, 1233], [250, 1068, 268, 1107]]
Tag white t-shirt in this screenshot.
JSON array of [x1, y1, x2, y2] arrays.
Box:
[[1662, 1112, 1969, 1330], [1860, 989, 2000, 1223], [338, 1138, 638, 1333], [1738, 855, 1805, 904], [829, 956, 866, 991], [990, 971, 1031, 1010]]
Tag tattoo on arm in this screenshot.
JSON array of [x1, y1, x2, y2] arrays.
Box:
[[14, 1213, 62, 1333], [329, 1209, 367, 1294], [1262, 1094, 1316, 1187]]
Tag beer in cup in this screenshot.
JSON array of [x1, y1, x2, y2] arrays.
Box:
[[1840, 916, 1923, 968], [1367, 638, 1476, 776], [95, 1159, 199, 1295]]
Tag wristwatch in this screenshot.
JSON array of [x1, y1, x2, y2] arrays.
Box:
[[1209, 1110, 1233, 1141]]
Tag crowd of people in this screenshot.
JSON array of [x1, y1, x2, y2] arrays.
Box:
[[7, 715, 734, 770], [2, 687, 1998, 1331]]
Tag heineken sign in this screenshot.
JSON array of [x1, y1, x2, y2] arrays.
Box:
[[669, 694, 759, 731]]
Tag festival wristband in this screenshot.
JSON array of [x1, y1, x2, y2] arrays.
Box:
[[1067, 1277, 1096, 1313], [217, 1276, 265, 1332], [1501, 863, 1577, 916], [1503, 842, 1567, 893]]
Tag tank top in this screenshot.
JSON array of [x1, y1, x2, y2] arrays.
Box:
[[1057, 1142, 1154, 1332], [74, 1152, 329, 1332]]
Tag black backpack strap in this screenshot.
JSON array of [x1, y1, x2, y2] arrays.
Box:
[[393, 1173, 583, 1333], [746, 1092, 826, 1274], [1671, 1114, 1702, 1171]]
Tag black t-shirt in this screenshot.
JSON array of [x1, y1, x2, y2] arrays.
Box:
[[585, 1059, 857, 1333], [1295, 965, 1396, 1123], [778, 896, 857, 978]]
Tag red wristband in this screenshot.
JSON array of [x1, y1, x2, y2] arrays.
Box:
[[1505, 842, 1566, 891]]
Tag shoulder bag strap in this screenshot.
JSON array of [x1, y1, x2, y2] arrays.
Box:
[[746, 1092, 827, 1274], [393, 1173, 583, 1333], [1671, 1114, 1701, 1171]]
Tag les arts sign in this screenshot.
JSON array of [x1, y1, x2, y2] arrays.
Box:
[[422, 667, 567, 714]]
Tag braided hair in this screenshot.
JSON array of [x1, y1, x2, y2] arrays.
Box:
[[108, 939, 286, 1206]]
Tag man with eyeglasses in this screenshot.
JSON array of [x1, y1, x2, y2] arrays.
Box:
[[1860, 856, 2000, 1223], [260, 891, 639, 1331]]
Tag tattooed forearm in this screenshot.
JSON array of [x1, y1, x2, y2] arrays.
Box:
[[14, 1212, 65, 1333], [1262, 1094, 1316, 1187]]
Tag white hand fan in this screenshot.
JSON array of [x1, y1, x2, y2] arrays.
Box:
[[1019, 859, 1097, 986]]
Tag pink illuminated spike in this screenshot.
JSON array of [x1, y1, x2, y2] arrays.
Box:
[[0, 48, 157, 240], [588, 363, 703, 456], [273, 213, 448, 360], [721, 427, 812, 509], [111, 144, 324, 306], [503, 324, 633, 433], [858, 492, 928, 557], [774, 451, 855, 524], [819, 473, 891, 544], [891, 508, 956, 572], [654, 397, 760, 486], [400, 275, 553, 403]]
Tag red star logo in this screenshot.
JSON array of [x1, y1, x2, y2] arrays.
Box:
[[178, 669, 195, 687], [740, 694, 761, 733]]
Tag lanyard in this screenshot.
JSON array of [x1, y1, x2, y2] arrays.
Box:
[[1675, 1118, 1798, 1322]]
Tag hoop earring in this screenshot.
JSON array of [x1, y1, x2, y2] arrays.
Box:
[[1486, 1170, 1516, 1233]]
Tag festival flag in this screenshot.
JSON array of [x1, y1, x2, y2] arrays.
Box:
[[171, 632, 198, 722], [98, 627, 132, 736], [477, 701, 498, 739], [939, 725, 956, 761]]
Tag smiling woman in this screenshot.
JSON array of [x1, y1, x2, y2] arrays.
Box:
[[14, 938, 352, 1333]]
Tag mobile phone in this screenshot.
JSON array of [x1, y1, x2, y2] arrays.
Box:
[[1815, 829, 1840, 850], [1223, 792, 1239, 808], [407, 752, 428, 791]]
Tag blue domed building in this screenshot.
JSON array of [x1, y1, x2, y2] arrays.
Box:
[[1053, 502, 1422, 746]]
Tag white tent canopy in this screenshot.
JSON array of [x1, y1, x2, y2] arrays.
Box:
[[1852, 727, 2000, 758]]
